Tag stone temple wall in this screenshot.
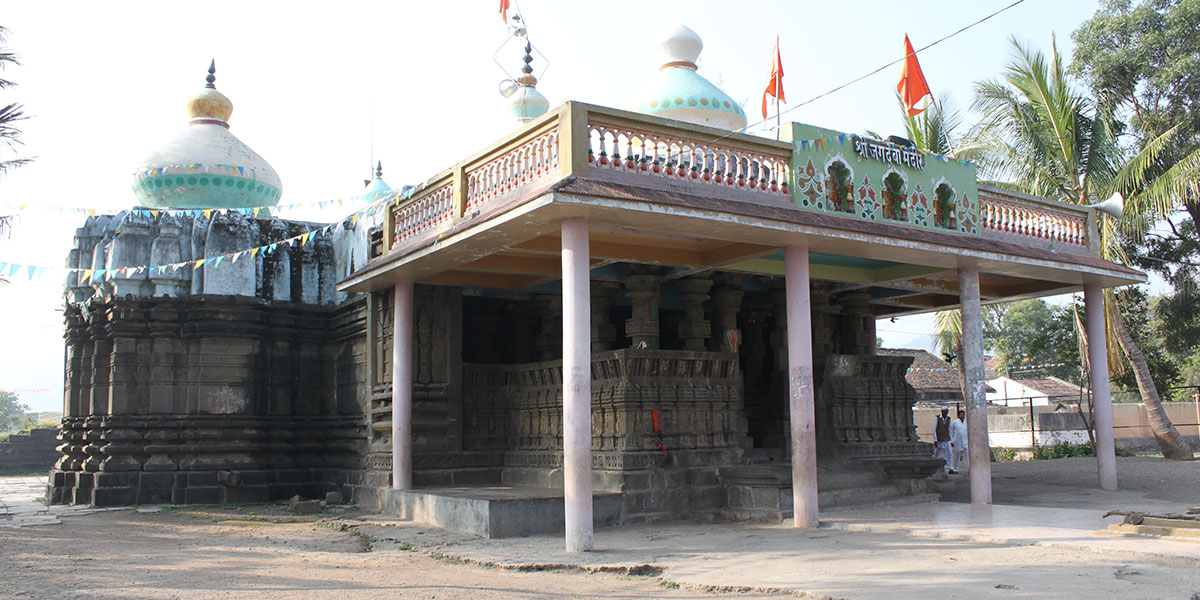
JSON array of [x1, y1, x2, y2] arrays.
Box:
[[459, 349, 747, 523], [51, 210, 379, 506]]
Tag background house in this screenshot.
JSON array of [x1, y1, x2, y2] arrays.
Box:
[[877, 348, 963, 406], [986, 376, 1084, 408]]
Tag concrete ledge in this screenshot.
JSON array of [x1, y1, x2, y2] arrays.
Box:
[[385, 485, 622, 538]]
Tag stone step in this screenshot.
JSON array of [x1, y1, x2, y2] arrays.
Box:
[[818, 469, 885, 491], [818, 484, 904, 508]]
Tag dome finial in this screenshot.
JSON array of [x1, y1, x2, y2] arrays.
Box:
[[375, 161, 383, 179], [206, 59, 217, 89], [633, 24, 747, 131]]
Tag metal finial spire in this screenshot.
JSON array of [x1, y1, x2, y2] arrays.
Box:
[[205, 60, 217, 89], [375, 161, 383, 179], [521, 43, 534, 75]]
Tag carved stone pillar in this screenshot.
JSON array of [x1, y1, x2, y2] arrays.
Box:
[[505, 301, 540, 364], [839, 291, 872, 355], [536, 295, 563, 360], [768, 281, 788, 373], [676, 277, 713, 351], [624, 274, 661, 349], [590, 281, 621, 352], [809, 282, 834, 368], [710, 274, 746, 352]]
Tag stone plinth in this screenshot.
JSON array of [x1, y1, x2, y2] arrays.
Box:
[[385, 486, 622, 538]]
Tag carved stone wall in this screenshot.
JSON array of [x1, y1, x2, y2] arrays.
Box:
[[363, 285, 468, 498], [459, 349, 747, 522], [820, 354, 931, 458], [50, 295, 370, 506]]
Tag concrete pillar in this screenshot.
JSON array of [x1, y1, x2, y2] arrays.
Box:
[[785, 245, 819, 527], [561, 217, 593, 552], [958, 266, 992, 504], [1085, 283, 1117, 491], [392, 281, 414, 490]]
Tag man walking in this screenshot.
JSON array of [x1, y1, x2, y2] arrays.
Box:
[[950, 409, 968, 471], [933, 406, 956, 474]]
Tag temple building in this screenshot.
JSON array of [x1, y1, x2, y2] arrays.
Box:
[[50, 25, 1141, 553]]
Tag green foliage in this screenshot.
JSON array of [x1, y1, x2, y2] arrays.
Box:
[[983, 299, 1083, 384], [1112, 287, 1182, 393], [1033, 441, 1095, 459], [1072, 0, 1200, 152], [969, 36, 1121, 206], [991, 447, 1019, 462], [0, 390, 29, 432]]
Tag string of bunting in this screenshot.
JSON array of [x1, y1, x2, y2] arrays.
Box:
[[906, 361, 1075, 373], [793, 133, 974, 166], [0, 188, 396, 217], [0, 189, 407, 284]]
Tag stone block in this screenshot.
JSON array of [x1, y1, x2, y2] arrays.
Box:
[[139, 472, 176, 492], [289, 498, 323, 515], [94, 472, 138, 488], [184, 487, 220, 504], [187, 472, 219, 487], [619, 472, 652, 492], [325, 491, 345, 505], [222, 485, 270, 504], [688, 486, 724, 510], [92, 487, 136, 506]]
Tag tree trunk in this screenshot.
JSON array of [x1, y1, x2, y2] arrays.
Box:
[[1112, 308, 1195, 460]]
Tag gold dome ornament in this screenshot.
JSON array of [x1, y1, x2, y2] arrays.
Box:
[[186, 60, 233, 126]]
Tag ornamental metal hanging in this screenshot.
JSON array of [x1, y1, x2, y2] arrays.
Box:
[[851, 135, 925, 170]]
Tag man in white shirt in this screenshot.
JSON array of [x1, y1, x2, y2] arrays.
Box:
[[950, 409, 969, 471]]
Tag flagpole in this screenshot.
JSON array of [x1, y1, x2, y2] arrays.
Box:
[[775, 77, 781, 141]]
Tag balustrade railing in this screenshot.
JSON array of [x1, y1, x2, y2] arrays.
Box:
[[980, 194, 1087, 246], [391, 181, 454, 247], [380, 102, 1095, 256], [465, 127, 560, 212], [586, 119, 790, 196]]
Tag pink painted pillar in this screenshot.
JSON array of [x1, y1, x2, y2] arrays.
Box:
[[392, 281, 414, 490], [1085, 283, 1117, 490], [958, 266, 992, 504], [561, 217, 594, 552], [785, 245, 819, 527]]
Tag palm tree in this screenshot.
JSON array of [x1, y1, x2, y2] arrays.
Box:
[[0, 25, 29, 177], [971, 36, 1194, 459]]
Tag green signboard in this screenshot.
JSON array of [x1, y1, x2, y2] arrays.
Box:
[[783, 122, 980, 236]]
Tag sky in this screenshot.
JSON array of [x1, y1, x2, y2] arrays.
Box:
[[0, 0, 1111, 412]]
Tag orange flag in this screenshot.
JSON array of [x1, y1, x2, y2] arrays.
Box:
[[761, 35, 785, 119], [499, 0, 510, 23], [898, 34, 932, 116]]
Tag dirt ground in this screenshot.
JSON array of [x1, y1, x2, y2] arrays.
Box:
[[941, 455, 1200, 509], [0, 504, 792, 600], [1, 456, 1198, 600]]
